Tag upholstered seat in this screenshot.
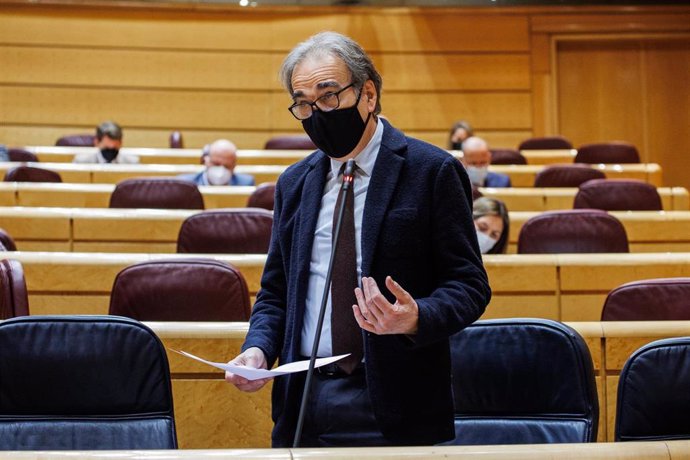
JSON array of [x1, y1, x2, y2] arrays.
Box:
[[55, 134, 95, 147], [110, 178, 205, 210], [574, 179, 662, 211], [602, 278, 690, 320], [518, 209, 629, 254], [489, 149, 527, 165], [109, 258, 251, 321], [169, 130, 184, 148], [0, 228, 17, 251], [4, 165, 62, 183], [264, 135, 315, 150], [247, 182, 276, 210], [616, 337, 690, 441], [0, 315, 177, 449], [575, 142, 640, 164], [8, 148, 38, 162], [518, 136, 573, 150], [0, 259, 29, 319], [177, 208, 273, 254], [447, 318, 598, 444], [533, 164, 606, 187]]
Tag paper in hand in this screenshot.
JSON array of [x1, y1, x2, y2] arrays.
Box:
[[171, 349, 350, 381]]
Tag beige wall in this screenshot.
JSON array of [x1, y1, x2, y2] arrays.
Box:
[[0, 3, 688, 176]]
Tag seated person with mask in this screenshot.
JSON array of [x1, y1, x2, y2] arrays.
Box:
[[461, 136, 510, 188], [73, 121, 139, 164], [473, 197, 510, 254], [448, 120, 473, 151], [178, 139, 255, 186]]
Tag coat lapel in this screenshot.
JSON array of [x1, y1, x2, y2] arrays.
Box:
[[294, 152, 330, 320], [361, 120, 407, 277]]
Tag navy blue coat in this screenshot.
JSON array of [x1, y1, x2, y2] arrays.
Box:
[[242, 120, 490, 446]]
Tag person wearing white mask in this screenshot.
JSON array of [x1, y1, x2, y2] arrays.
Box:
[[178, 139, 255, 186], [473, 197, 510, 254], [461, 136, 511, 188]]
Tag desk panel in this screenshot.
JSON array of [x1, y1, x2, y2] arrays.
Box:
[[1, 183, 685, 212], [133, 321, 690, 446]]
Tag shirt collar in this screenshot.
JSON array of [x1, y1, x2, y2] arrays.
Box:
[[329, 117, 383, 178]]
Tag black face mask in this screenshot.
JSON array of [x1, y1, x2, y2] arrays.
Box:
[[100, 148, 119, 163], [451, 141, 464, 151], [301, 89, 372, 159]]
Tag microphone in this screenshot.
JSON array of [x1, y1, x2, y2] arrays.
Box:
[[292, 158, 356, 447]]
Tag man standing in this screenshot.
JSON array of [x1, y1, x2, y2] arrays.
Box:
[[225, 31, 490, 447], [178, 139, 255, 186]]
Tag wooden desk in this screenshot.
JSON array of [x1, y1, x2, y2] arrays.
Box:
[[0, 161, 662, 187], [29, 146, 314, 166], [4, 208, 690, 254], [0, 162, 286, 185], [480, 186, 689, 211], [3, 250, 690, 323], [520, 148, 578, 164], [490, 163, 662, 187], [0, 252, 266, 316], [0, 183, 256, 208], [0, 183, 685, 211], [143, 320, 690, 447], [508, 210, 690, 253], [0, 441, 684, 459]]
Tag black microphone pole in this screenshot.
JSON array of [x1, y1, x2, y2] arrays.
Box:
[[293, 158, 356, 448]]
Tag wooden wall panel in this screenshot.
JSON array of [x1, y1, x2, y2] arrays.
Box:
[[1, 4, 689, 157], [555, 37, 690, 190], [373, 54, 531, 91], [0, 46, 282, 90], [379, 92, 532, 131], [645, 39, 690, 193], [0, 87, 273, 130], [557, 40, 645, 152], [0, 7, 529, 52]]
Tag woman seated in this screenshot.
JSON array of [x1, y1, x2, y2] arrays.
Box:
[[473, 197, 509, 254]]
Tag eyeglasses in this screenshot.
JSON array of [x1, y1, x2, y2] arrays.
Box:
[[288, 83, 357, 120]]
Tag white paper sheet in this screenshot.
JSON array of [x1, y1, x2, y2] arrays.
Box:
[[171, 349, 350, 381]]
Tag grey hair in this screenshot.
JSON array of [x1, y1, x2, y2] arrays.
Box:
[[95, 120, 122, 141], [279, 31, 382, 115]]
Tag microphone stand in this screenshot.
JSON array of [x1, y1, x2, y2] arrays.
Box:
[[292, 158, 356, 448]]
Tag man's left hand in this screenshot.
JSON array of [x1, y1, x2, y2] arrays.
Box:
[[353, 276, 418, 335]]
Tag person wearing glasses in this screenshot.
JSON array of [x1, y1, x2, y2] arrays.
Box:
[[225, 31, 490, 447]]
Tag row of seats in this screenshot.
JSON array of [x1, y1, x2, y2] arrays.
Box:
[[449, 318, 690, 444], [50, 132, 634, 166], [52, 133, 317, 151], [3, 249, 690, 323], [0, 206, 659, 256], [0, 314, 685, 449], [1, 163, 659, 188], [492, 140, 640, 165], [1, 173, 665, 212]]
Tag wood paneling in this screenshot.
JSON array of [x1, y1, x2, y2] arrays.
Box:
[[557, 40, 645, 151], [644, 39, 690, 193], [0, 4, 688, 185], [0, 46, 282, 90]]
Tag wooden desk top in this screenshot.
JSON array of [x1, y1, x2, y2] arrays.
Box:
[[0, 161, 662, 187], [0, 183, 685, 211]]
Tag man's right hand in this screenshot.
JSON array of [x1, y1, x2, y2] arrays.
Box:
[[224, 347, 271, 392]]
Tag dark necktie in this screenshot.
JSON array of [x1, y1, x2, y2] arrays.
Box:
[[331, 163, 363, 374]]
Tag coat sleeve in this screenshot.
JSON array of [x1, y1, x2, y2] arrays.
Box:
[[240, 181, 287, 366], [412, 155, 491, 347]]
